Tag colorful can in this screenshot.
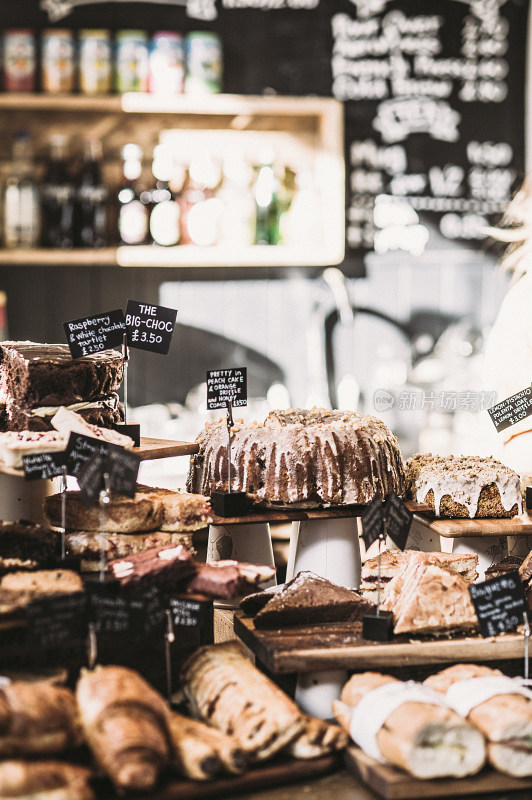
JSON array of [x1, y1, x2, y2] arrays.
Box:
[[115, 29, 149, 93], [42, 29, 74, 93], [148, 31, 185, 95], [79, 29, 111, 94], [3, 29, 36, 92], [185, 31, 222, 94]]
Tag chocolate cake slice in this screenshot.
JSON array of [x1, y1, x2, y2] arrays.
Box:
[[253, 571, 372, 629], [0, 342, 124, 408], [0, 520, 62, 575]]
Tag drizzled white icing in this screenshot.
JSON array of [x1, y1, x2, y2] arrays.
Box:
[[190, 407, 406, 506], [408, 454, 522, 518]]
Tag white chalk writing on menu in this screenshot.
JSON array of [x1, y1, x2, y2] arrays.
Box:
[[332, 1, 517, 251]]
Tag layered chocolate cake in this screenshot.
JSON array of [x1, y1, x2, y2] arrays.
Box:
[[0, 342, 124, 431], [187, 407, 406, 506], [406, 453, 522, 518]]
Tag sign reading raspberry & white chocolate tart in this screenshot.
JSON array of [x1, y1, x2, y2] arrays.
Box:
[[63, 309, 126, 358], [22, 450, 67, 481], [125, 300, 178, 355], [206, 367, 248, 410], [488, 386, 532, 433], [469, 571, 527, 637]]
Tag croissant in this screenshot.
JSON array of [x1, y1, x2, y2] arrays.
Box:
[[181, 642, 304, 761], [76, 665, 171, 793], [0, 681, 82, 756], [0, 760, 94, 800], [167, 711, 247, 779]]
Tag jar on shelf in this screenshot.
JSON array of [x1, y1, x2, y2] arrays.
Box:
[[79, 29, 112, 95], [148, 31, 185, 95], [3, 29, 36, 92], [114, 30, 149, 93], [41, 29, 75, 93], [185, 31, 222, 94]]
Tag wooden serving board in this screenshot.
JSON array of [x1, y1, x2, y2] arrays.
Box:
[[147, 753, 341, 800], [211, 501, 429, 527], [0, 437, 198, 477], [134, 437, 199, 460], [233, 613, 526, 674], [413, 511, 532, 538], [345, 745, 532, 799]]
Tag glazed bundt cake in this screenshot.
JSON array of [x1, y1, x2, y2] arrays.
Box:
[[187, 407, 406, 507]]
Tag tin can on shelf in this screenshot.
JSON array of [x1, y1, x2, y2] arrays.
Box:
[[79, 29, 111, 94], [115, 29, 149, 93], [3, 29, 36, 92], [148, 31, 185, 95], [42, 29, 74, 93], [185, 31, 222, 94]]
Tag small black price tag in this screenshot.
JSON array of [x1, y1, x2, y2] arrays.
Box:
[[26, 591, 87, 650], [65, 432, 109, 477], [488, 387, 532, 433], [384, 493, 413, 551], [77, 451, 107, 508], [63, 309, 126, 358], [206, 367, 248, 410], [106, 444, 141, 498], [89, 584, 165, 636], [469, 571, 527, 637], [22, 450, 66, 481], [125, 300, 177, 355], [361, 496, 385, 549], [169, 596, 203, 629]]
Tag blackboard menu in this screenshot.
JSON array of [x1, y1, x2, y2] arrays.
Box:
[[32, 0, 528, 275]]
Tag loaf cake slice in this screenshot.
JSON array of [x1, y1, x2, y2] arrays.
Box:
[[406, 453, 522, 518], [44, 490, 163, 533], [253, 570, 372, 628], [0, 342, 123, 407]]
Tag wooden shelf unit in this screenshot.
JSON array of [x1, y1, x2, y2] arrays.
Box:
[[0, 92, 345, 268]]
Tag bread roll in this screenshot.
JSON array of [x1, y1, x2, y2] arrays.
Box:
[[181, 642, 304, 761], [333, 672, 486, 779], [167, 712, 246, 778], [0, 760, 94, 800], [285, 715, 348, 759], [76, 666, 170, 793], [425, 663, 532, 777], [0, 681, 82, 756]]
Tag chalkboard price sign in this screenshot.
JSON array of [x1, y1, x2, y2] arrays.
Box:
[[89, 584, 165, 635], [361, 496, 385, 550], [66, 432, 109, 477], [63, 310, 126, 358], [488, 387, 532, 434], [106, 445, 141, 498], [26, 591, 87, 651], [23, 450, 66, 481], [384, 493, 413, 551], [125, 300, 177, 355], [77, 451, 107, 508], [206, 367, 248, 410], [469, 571, 527, 638]]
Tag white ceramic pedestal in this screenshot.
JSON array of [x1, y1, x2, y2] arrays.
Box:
[[286, 517, 361, 589], [0, 472, 57, 524], [207, 522, 277, 607], [286, 516, 361, 719]]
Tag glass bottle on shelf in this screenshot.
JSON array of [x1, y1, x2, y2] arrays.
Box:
[[73, 139, 108, 248], [117, 143, 150, 246], [179, 149, 223, 246], [41, 134, 75, 249], [253, 147, 281, 245], [149, 144, 181, 247], [2, 130, 40, 250]]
